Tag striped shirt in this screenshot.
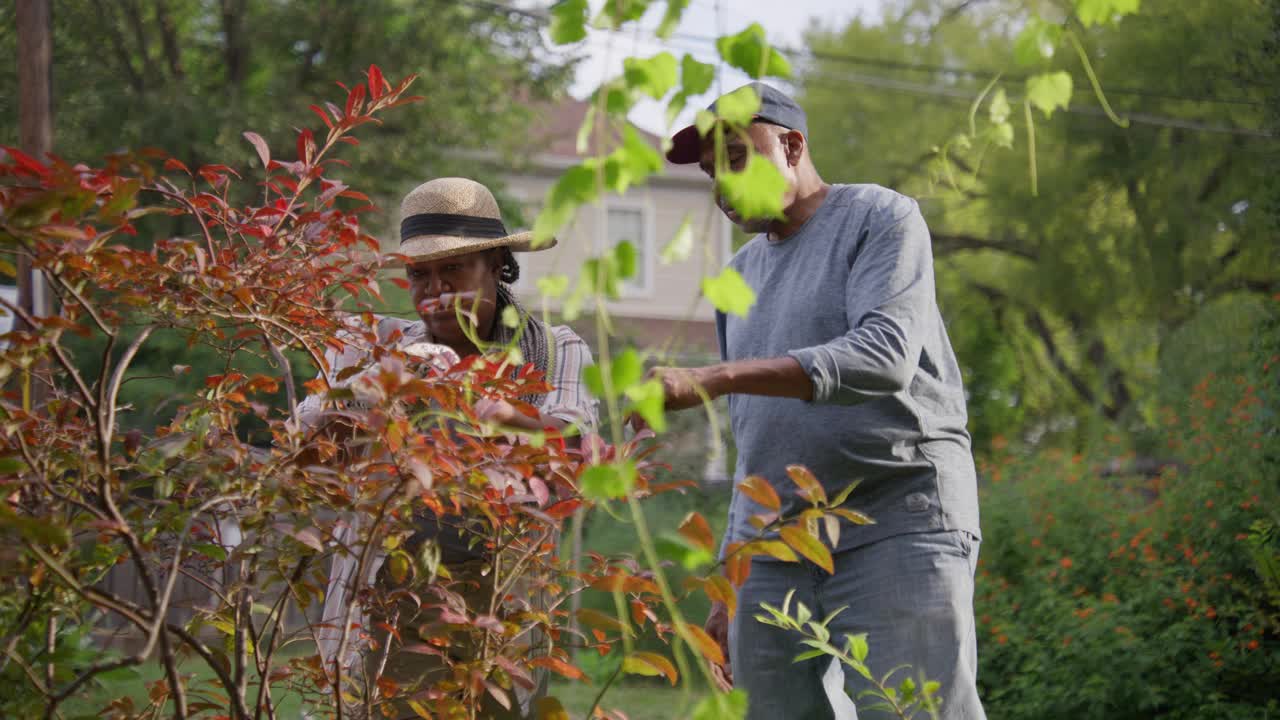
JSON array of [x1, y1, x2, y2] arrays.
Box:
[[295, 314, 598, 433]]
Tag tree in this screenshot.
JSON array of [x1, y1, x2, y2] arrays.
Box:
[[799, 0, 1276, 445]]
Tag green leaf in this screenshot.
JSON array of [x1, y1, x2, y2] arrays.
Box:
[[656, 0, 690, 39], [990, 121, 1015, 149], [1075, 0, 1140, 27], [1026, 71, 1073, 118], [661, 216, 695, 264], [611, 348, 644, 390], [501, 305, 520, 329], [656, 533, 714, 570], [625, 378, 668, 432], [701, 268, 756, 318], [549, 0, 589, 44], [613, 240, 638, 280], [581, 256, 620, 299], [715, 23, 791, 79], [988, 87, 1011, 125], [594, 0, 648, 29], [191, 542, 228, 562], [1013, 17, 1062, 66], [718, 153, 787, 222], [623, 651, 679, 685], [536, 273, 570, 299], [714, 85, 762, 129], [847, 632, 870, 663], [624, 52, 679, 100], [534, 164, 598, 246], [682, 53, 716, 95], [581, 460, 637, 500], [692, 689, 748, 720], [602, 126, 663, 195], [668, 54, 718, 125]]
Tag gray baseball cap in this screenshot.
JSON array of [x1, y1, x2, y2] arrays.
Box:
[[666, 82, 808, 164]]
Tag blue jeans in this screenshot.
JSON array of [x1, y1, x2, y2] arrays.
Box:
[[728, 530, 986, 720]]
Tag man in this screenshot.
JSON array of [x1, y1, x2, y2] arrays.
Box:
[[297, 177, 597, 718], [657, 83, 984, 719]]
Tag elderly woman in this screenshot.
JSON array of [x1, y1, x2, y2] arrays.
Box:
[[298, 177, 596, 719]]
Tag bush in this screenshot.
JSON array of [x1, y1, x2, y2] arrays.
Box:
[[975, 326, 1280, 718]]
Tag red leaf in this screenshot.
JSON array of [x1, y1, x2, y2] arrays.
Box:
[[390, 277, 410, 290], [1, 146, 49, 176], [544, 498, 582, 520], [308, 104, 333, 129], [337, 136, 360, 146], [345, 83, 366, 118], [368, 64, 385, 100], [164, 157, 191, 174]]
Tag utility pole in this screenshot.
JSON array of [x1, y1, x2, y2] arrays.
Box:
[[16, 0, 53, 328]]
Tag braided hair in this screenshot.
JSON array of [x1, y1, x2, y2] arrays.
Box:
[[489, 248, 552, 406]]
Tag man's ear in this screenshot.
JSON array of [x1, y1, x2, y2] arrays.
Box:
[[784, 130, 806, 167]]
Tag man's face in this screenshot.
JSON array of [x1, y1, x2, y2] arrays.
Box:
[[698, 123, 802, 233], [405, 250, 501, 347]]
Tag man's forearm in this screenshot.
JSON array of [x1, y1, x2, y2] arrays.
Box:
[[703, 357, 814, 402]]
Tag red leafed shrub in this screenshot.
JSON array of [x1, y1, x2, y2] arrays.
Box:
[[0, 66, 679, 720]]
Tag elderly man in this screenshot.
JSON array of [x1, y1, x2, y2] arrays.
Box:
[[297, 177, 597, 719], [656, 83, 985, 719]]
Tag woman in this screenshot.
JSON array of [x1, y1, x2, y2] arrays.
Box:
[[299, 177, 596, 719]]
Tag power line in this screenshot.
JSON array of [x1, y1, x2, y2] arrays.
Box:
[[463, 0, 1274, 139]]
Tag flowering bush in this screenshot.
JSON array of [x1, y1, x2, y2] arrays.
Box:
[[975, 329, 1280, 719]]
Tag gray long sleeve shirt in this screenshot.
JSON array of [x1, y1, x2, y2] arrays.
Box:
[[716, 183, 980, 556]]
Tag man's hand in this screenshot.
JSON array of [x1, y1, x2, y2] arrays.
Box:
[[627, 366, 718, 433], [706, 600, 733, 691], [474, 396, 519, 425]]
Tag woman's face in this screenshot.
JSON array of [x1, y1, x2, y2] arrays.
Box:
[[405, 250, 501, 349]]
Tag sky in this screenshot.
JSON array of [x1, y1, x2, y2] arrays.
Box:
[[548, 0, 885, 136]]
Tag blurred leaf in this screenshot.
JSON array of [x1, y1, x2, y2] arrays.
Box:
[[682, 622, 725, 664], [1075, 0, 1141, 27], [1026, 71, 1073, 118], [1013, 17, 1062, 66], [549, 0, 589, 44], [613, 240, 638, 279], [657, 0, 690, 39], [603, 126, 663, 194], [625, 378, 668, 432], [716, 23, 791, 79], [661, 216, 695, 264], [536, 273, 570, 299], [717, 154, 787, 221], [534, 697, 571, 720], [581, 460, 637, 499], [692, 689, 748, 720], [702, 268, 757, 317], [624, 52, 679, 100], [714, 85, 762, 128], [624, 651, 679, 684], [989, 87, 1011, 125], [534, 164, 598, 246]]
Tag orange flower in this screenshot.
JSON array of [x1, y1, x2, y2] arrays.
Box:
[[996, 634, 1008, 645], [1059, 557, 1073, 569], [1102, 593, 1119, 604], [1247, 639, 1260, 651], [1204, 607, 1217, 619]]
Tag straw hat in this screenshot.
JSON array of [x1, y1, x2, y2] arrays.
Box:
[[390, 177, 556, 264]]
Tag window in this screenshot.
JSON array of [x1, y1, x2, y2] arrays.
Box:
[[605, 205, 651, 295]]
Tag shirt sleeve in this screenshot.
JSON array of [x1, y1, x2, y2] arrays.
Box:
[[540, 325, 599, 433], [786, 199, 938, 405]]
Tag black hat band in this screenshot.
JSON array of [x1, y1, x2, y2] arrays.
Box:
[[400, 213, 509, 244]]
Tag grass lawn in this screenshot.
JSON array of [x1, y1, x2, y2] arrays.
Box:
[[551, 680, 707, 720]]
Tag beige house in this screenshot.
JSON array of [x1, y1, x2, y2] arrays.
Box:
[[504, 99, 734, 360]]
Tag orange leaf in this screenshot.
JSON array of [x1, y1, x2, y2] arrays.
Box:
[[705, 574, 737, 618], [780, 526, 834, 574], [787, 465, 826, 504], [682, 623, 725, 665], [623, 651, 679, 685], [678, 512, 715, 552], [530, 656, 587, 681], [725, 545, 753, 587], [830, 508, 876, 526], [738, 475, 780, 511]]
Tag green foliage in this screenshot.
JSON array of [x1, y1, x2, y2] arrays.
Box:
[[1025, 71, 1073, 118], [975, 356, 1280, 718]]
